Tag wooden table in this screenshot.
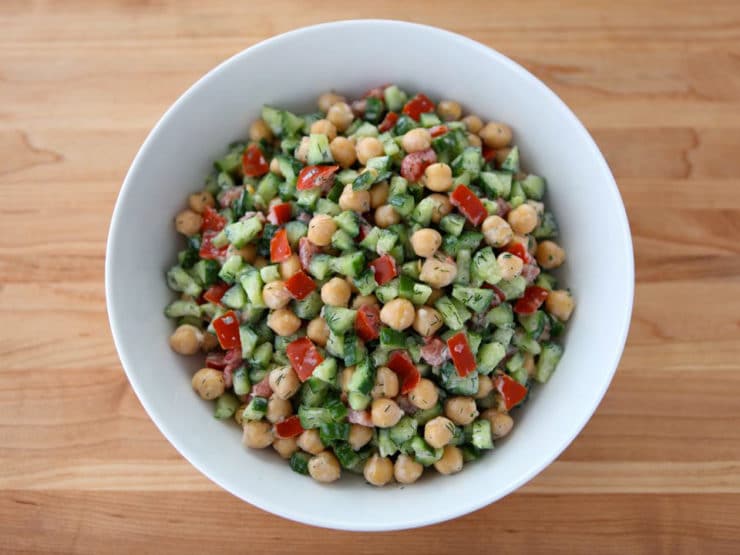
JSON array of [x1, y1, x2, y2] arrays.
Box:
[[2, 1, 739, 552]]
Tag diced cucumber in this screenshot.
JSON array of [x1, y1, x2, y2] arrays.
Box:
[[217, 255, 244, 284], [536, 272, 558, 291], [451, 285, 494, 313], [259, 264, 281, 283], [232, 367, 251, 396], [389, 175, 408, 196], [192, 259, 220, 287], [389, 194, 415, 217], [316, 198, 341, 216], [312, 357, 338, 386], [379, 326, 406, 349], [535, 342, 564, 383], [289, 451, 311, 475], [488, 303, 514, 326], [451, 147, 483, 178], [331, 228, 354, 251], [359, 226, 382, 251], [479, 171, 512, 199], [434, 296, 467, 331], [375, 278, 400, 303], [330, 251, 365, 277], [214, 393, 240, 420], [299, 377, 329, 408], [454, 249, 471, 285], [420, 112, 442, 127], [509, 180, 526, 208], [410, 436, 443, 466], [471, 419, 494, 450], [243, 396, 268, 421], [413, 403, 442, 425], [500, 146, 519, 173], [364, 97, 385, 123], [497, 276, 527, 300], [384, 85, 407, 112], [351, 122, 379, 138], [342, 334, 366, 367], [412, 197, 436, 225], [518, 310, 548, 339], [439, 213, 466, 236], [307, 133, 334, 165], [164, 299, 201, 319], [308, 254, 333, 280], [261, 106, 304, 138], [520, 174, 546, 200], [295, 187, 322, 210], [376, 229, 398, 255], [250, 342, 273, 368], [319, 422, 350, 446], [293, 290, 322, 320], [239, 269, 266, 308], [389, 416, 418, 445], [513, 330, 541, 355], [348, 357, 374, 395], [493, 325, 515, 347], [166, 266, 202, 297], [533, 211, 559, 239], [401, 260, 422, 279], [239, 326, 259, 358], [284, 220, 308, 247], [439, 363, 479, 395], [477, 341, 506, 374], [333, 211, 360, 237], [348, 391, 371, 411], [325, 331, 345, 358], [323, 306, 357, 334], [393, 114, 417, 135], [378, 429, 398, 457], [352, 269, 377, 296], [221, 283, 247, 310]]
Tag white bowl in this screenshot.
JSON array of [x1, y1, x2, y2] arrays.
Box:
[[106, 20, 633, 531]]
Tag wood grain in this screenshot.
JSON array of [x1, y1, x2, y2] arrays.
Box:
[[1, 0, 740, 553]]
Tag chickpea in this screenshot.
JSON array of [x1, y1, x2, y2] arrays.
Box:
[[371, 398, 404, 428], [307, 316, 330, 346], [481, 215, 513, 248], [253, 256, 268, 270], [296, 429, 324, 455], [262, 281, 291, 310], [437, 100, 462, 121], [444, 397, 479, 426], [310, 118, 337, 141], [495, 147, 512, 166], [249, 119, 273, 142], [434, 445, 464, 475], [401, 128, 432, 153], [191, 368, 225, 400], [424, 416, 455, 449], [507, 204, 539, 235], [269, 366, 301, 400], [349, 424, 374, 450], [363, 454, 394, 486], [371, 366, 400, 399], [536, 240, 566, 269], [394, 454, 424, 484], [327, 101, 354, 132], [338, 184, 370, 213], [410, 228, 442, 258], [340, 366, 355, 393], [424, 163, 453, 193], [318, 91, 345, 112], [409, 378, 439, 410], [272, 437, 298, 459], [242, 420, 273, 449], [266, 397, 293, 423], [352, 294, 379, 309], [269, 157, 282, 176], [308, 451, 341, 483], [169, 324, 202, 355], [428, 193, 453, 224], [188, 191, 215, 214], [280, 254, 301, 280], [201, 332, 219, 352], [545, 290, 575, 321], [467, 133, 482, 148], [475, 375, 494, 399], [175, 209, 202, 236], [267, 307, 301, 337], [462, 114, 483, 134], [412, 306, 444, 337], [307, 214, 336, 247], [321, 277, 351, 307], [293, 136, 310, 163], [356, 137, 384, 165], [497, 252, 524, 280], [369, 181, 390, 209], [380, 298, 416, 331], [229, 242, 257, 264], [374, 204, 401, 228], [330, 136, 357, 169], [482, 409, 514, 438], [419, 255, 458, 288], [479, 122, 513, 149]]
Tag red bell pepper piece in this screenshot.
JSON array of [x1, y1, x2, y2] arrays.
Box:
[[355, 304, 381, 342], [402, 93, 435, 121], [513, 286, 549, 315], [504, 241, 532, 264], [446, 332, 477, 377], [200, 206, 226, 232], [429, 124, 449, 138], [450, 184, 487, 226], [387, 350, 421, 394], [199, 229, 228, 261], [275, 415, 305, 439], [369, 254, 398, 285], [286, 337, 324, 382], [400, 148, 437, 182], [242, 144, 269, 177], [296, 165, 339, 191], [203, 282, 230, 304], [268, 202, 292, 225], [378, 111, 399, 132], [270, 228, 292, 263], [494, 374, 528, 410], [284, 270, 316, 300], [212, 311, 241, 350]]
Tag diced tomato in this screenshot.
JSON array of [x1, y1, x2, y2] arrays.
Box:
[[203, 282, 230, 304], [482, 146, 497, 162], [521, 263, 541, 284], [402, 93, 435, 121], [429, 124, 449, 138], [420, 337, 449, 366], [446, 332, 477, 377], [494, 374, 528, 410], [505, 241, 532, 264], [270, 228, 292, 263], [200, 206, 226, 232], [212, 311, 241, 350], [275, 415, 305, 439], [355, 304, 381, 342], [286, 337, 324, 382], [218, 186, 244, 209], [369, 254, 398, 285], [199, 229, 228, 261], [400, 148, 437, 182], [298, 236, 319, 271], [268, 202, 292, 225], [348, 409, 374, 427], [363, 84, 388, 99], [205, 351, 227, 370], [284, 270, 316, 300], [513, 286, 549, 315], [296, 165, 339, 191], [387, 350, 421, 394], [450, 184, 487, 226], [251, 375, 272, 398], [378, 111, 399, 132], [221, 349, 242, 388], [242, 144, 269, 177]]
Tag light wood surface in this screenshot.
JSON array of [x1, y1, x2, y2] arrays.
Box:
[[2, 1, 740, 553]]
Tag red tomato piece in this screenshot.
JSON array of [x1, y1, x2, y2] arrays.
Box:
[[513, 286, 550, 315], [504, 241, 532, 264], [369, 254, 398, 285], [286, 337, 324, 382], [450, 184, 487, 226], [296, 165, 339, 191], [270, 228, 292, 263], [446, 332, 477, 377], [355, 304, 381, 342], [402, 93, 435, 121], [284, 270, 316, 300], [242, 144, 269, 177], [203, 282, 230, 304], [429, 124, 449, 138], [268, 202, 292, 225], [212, 311, 241, 350], [420, 337, 449, 366], [400, 148, 437, 182], [251, 375, 272, 397], [482, 146, 497, 162], [378, 111, 399, 132], [199, 229, 228, 261], [494, 374, 528, 410], [275, 415, 305, 439], [298, 236, 319, 271], [205, 351, 227, 370], [387, 350, 421, 394], [200, 206, 226, 232]]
